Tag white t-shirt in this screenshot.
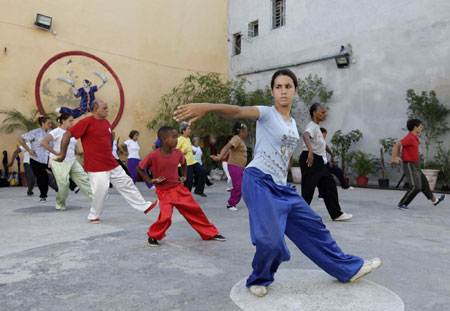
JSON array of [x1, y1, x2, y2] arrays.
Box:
[[302, 121, 326, 157], [124, 139, 140, 159], [192, 145, 203, 165], [247, 106, 300, 186], [19, 142, 32, 164], [112, 140, 119, 159], [49, 127, 77, 162]]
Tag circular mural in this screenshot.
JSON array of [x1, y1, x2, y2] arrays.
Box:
[[35, 51, 124, 129]]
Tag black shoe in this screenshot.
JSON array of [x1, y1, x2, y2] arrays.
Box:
[[148, 238, 160, 247], [27, 191, 34, 196], [196, 193, 207, 197], [433, 194, 445, 206], [210, 234, 226, 242]]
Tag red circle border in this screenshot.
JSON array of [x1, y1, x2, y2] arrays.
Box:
[[35, 51, 124, 129]]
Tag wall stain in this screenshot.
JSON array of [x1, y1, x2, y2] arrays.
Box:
[[42, 79, 52, 96]]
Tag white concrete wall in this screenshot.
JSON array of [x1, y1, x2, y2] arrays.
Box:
[[228, 0, 450, 179]]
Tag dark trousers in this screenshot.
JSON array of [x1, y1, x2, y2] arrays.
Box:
[[69, 179, 77, 191], [194, 165, 214, 186], [179, 163, 206, 194], [30, 159, 50, 198], [23, 163, 35, 195], [326, 163, 350, 188], [399, 162, 433, 206], [318, 163, 350, 197], [300, 151, 343, 220]]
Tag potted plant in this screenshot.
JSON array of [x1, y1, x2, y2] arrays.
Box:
[[405, 89, 450, 164], [348, 151, 377, 186], [331, 129, 363, 184], [290, 158, 302, 184], [378, 137, 397, 188]]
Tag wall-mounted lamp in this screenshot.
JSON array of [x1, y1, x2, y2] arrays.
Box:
[[335, 45, 350, 68], [35, 14, 52, 30]]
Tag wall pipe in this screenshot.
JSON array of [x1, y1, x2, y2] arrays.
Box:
[[236, 51, 350, 77]]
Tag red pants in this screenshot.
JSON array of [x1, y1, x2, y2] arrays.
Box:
[[148, 184, 219, 240]]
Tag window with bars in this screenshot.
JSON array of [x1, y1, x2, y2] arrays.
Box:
[[233, 33, 241, 55], [248, 20, 259, 38], [272, 0, 286, 29]]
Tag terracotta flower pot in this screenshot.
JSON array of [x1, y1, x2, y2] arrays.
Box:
[[356, 176, 368, 187]]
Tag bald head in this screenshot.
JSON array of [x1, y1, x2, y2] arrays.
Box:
[[92, 99, 109, 120]]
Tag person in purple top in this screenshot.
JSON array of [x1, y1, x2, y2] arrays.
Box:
[[57, 78, 107, 118]]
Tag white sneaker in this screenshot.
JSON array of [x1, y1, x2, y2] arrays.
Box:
[[350, 258, 382, 282], [227, 205, 238, 211], [55, 107, 61, 113], [333, 213, 352, 221], [249, 285, 267, 297], [344, 186, 354, 190]]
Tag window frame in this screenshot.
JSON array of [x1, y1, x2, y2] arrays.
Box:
[[272, 0, 286, 30]]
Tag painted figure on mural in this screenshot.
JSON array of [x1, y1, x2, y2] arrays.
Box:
[[56, 72, 108, 118]]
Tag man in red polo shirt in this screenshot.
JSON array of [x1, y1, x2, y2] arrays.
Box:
[[391, 119, 445, 210], [57, 99, 157, 223]]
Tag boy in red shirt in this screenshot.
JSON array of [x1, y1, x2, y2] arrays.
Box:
[[391, 119, 445, 210], [137, 126, 225, 247]]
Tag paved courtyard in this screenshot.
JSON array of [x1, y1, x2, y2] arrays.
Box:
[[0, 181, 449, 310]]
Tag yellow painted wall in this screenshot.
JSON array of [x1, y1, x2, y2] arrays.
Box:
[[0, 0, 228, 170]]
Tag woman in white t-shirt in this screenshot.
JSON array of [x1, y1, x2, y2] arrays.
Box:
[[173, 69, 380, 298], [119, 130, 141, 183], [41, 113, 92, 210], [300, 103, 352, 221]]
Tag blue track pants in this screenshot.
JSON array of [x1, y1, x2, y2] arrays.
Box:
[[242, 167, 363, 287]]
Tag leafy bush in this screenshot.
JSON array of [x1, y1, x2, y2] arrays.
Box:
[[405, 89, 450, 164], [379, 137, 397, 179], [146, 73, 272, 143], [331, 129, 363, 177], [348, 150, 377, 178]]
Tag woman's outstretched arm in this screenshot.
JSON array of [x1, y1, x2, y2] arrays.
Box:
[[174, 103, 260, 124]]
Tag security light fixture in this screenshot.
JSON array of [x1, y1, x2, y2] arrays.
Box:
[[35, 14, 52, 30], [335, 45, 350, 68]]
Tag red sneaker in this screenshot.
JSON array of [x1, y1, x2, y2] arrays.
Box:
[[89, 218, 101, 224]]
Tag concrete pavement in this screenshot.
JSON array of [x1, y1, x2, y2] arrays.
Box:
[[0, 182, 449, 310]]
